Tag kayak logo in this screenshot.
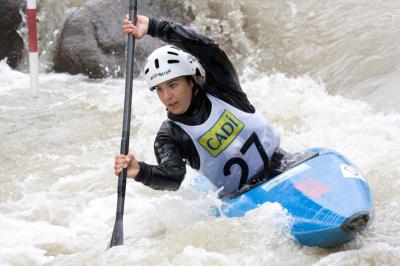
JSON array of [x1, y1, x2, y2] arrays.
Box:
[[198, 110, 244, 157], [340, 164, 366, 181]]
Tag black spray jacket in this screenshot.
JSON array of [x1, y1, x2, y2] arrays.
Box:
[[135, 18, 258, 190]]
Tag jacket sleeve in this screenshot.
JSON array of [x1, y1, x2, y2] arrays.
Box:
[[147, 18, 254, 112], [134, 120, 199, 191]]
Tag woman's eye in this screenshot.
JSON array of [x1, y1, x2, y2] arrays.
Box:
[[170, 83, 177, 88]]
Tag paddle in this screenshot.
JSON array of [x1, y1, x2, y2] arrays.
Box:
[[109, 0, 138, 248]]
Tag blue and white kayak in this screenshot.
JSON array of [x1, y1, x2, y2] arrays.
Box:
[[204, 148, 373, 248]]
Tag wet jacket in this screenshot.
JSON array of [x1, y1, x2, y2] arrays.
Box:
[[135, 18, 263, 191]]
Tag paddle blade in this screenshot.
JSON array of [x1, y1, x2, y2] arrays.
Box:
[[109, 219, 124, 248]]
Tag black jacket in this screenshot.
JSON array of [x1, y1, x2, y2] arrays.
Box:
[[135, 18, 256, 190]]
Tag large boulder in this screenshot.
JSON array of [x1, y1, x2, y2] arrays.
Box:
[[0, 0, 24, 68], [53, 0, 194, 78]]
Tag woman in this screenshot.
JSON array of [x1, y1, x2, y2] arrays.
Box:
[[114, 15, 281, 197]]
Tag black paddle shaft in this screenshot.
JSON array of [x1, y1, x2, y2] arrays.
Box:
[[109, 0, 138, 248]]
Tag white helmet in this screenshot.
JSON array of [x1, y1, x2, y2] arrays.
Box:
[[143, 45, 201, 89]]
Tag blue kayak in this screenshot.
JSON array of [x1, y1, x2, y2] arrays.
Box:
[[202, 148, 373, 248]]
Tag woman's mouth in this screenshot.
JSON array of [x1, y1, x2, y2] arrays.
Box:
[[168, 102, 178, 109]]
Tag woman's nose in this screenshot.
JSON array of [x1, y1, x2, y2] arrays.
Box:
[[165, 87, 173, 98]]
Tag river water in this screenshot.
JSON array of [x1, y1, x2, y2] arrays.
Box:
[[1, 0, 400, 265]]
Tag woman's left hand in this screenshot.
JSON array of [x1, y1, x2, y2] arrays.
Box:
[[122, 14, 149, 39]]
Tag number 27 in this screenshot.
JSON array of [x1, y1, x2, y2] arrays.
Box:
[[223, 132, 269, 189]]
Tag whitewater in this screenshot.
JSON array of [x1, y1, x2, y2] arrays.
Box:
[[1, 0, 400, 265]]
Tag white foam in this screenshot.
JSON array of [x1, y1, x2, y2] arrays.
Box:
[[1, 70, 399, 265], [0, 60, 30, 93]]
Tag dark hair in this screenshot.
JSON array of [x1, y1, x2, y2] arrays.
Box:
[[184, 75, 196, 85]]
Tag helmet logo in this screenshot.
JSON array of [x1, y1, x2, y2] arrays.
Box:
[[150, 69, 172, 80]]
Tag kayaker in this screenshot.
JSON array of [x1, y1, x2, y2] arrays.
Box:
[[114, 15, 281, 197]]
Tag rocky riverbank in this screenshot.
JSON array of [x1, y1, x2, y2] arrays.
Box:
[[0, 0, 24, 68], [1, 0, 193, 78]]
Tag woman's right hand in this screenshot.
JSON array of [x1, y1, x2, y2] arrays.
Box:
[[114, 154, 141, 179], [122, 15, 149, 39]]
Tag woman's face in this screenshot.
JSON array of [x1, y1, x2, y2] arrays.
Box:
[[154, 76, 193, 115]]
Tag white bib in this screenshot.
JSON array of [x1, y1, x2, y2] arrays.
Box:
[[172, 94, 280, 196]]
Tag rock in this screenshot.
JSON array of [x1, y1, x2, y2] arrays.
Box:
[[0, 0, 24, 68], [53, 0, 194, 78]]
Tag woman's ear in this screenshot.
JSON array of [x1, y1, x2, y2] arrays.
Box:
[[187, 77, 195, 88]]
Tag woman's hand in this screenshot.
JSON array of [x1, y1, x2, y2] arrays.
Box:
[[122, 15, 149, 39], [114, 154, 141, 179]]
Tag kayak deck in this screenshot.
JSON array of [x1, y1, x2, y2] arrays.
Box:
[[219, 148, 372, 248]]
